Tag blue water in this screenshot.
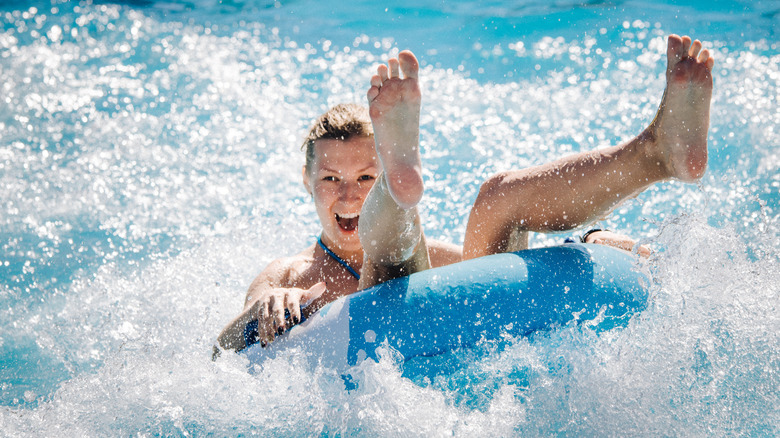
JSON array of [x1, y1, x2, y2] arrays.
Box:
[[1, 0, 778, 435]]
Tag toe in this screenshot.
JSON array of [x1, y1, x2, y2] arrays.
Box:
[[388, 58, 400, 79], [377, 64, 388, 83], [667, 34, 684, 65], [689, 39, 702, 58], [697, 48, 710, 64], [370, 74, 382, 89], [398, 50, 419, 79], [680, 35, 692, 56], [367, 84, 380, 103]]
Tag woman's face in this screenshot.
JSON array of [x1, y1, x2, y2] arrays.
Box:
[[303, 136, 380, 254]]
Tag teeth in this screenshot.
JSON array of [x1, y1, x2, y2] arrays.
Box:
[[338, 212, 359, 219]]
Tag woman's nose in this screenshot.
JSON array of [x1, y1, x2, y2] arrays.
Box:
[[339, 180, 365, 203]]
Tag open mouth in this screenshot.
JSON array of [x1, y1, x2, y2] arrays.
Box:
[[336, 213, 359, 232]]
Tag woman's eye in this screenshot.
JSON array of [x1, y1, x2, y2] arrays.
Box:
[[322, 176, 337, 182], [359, 175, 375, 181]]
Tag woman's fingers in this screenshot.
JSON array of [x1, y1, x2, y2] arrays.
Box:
[[587, 230, 652, 258], [254, 284, 327, 346], [285, 294, 301, 329], [270, 294, 287, 335], [256, 296, 275, 346]]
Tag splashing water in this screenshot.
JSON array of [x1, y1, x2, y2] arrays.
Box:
[[1, 0, 778, 435]]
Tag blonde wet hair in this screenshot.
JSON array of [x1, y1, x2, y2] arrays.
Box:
[[302, 103, 373, 174]]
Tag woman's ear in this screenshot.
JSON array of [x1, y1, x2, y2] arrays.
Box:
[[302, 165, 312, 196]]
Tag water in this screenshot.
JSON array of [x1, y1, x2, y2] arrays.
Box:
[[1, 0, 778, 435]]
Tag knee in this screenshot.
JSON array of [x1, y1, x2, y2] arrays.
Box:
[[473, 172, 507, 208]]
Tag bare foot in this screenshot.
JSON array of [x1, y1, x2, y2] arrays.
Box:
[[367, 50, 424, 209], [647, 35, 714, 182]]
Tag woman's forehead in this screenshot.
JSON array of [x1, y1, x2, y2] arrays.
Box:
[[312, 137, 378, 165]]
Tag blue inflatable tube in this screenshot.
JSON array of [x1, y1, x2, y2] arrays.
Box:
[[244, 244, 649, 371]]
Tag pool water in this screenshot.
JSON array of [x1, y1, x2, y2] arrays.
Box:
[[1, 0, 778, 435]]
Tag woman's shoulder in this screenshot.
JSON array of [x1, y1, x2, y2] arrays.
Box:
[[253, 244, 318, 286]]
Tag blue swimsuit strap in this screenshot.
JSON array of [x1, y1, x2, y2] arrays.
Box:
[[317, 236, 360, 280]]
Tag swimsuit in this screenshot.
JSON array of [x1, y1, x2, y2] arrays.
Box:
[[317, 236, 360, 280]]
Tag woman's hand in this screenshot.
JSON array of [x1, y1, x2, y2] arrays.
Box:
[[584, 230, 652, 257], [249, 282, 326, 346]]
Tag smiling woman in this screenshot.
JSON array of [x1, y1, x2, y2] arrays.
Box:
[[215, 106, 377, 351], [216, 98, 462, 352]]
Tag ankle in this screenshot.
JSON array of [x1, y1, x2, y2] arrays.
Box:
[[632, 127, 672, 181]]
